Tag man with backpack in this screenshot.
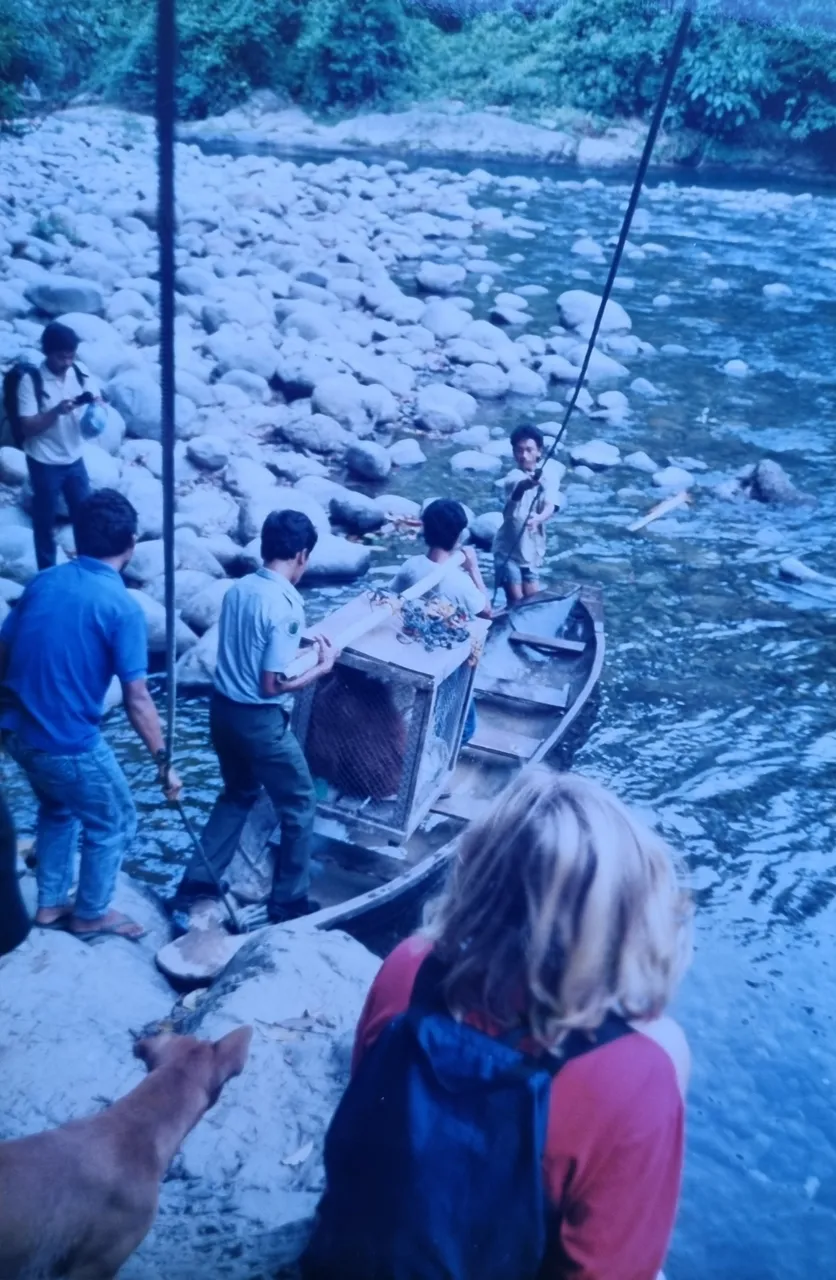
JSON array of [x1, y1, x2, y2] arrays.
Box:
[[3, 321, 99, 571]]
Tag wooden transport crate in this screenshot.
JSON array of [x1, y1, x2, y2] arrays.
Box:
[[291, 592, 490, 845]]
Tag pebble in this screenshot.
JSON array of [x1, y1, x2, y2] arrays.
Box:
[[653, 466, 695, 489]]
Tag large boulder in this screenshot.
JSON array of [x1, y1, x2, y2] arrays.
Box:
[[747, 459, 814, 507], [0, 447, 27, 486], [238, 488, 330, 545], [187, 435, 230, 472], [567, 345, 629, 383], [180, 578, 235, 634], [297, 477, 386, 536], [570, 440, 621, 470], [25, 276, 104, 316], [416, 262, 467, 294], [176, 487, 241, 538], [146, 569, 217, 611], [415, 384, 478, 434], [421, 300, 469, 341], [127, 588, 198, 655], [106, 370, 197, 443], [302, 534, 370, 583], [469, 511, 504, 548], [311, 375, 373, 430], [456, 363, 510, 400], [119, 466, 164, 540], [388, 438, 427, 468], [175, 622, 220, 689], [81, 442, 121, 490], [223, 457, 278, 502], [345, 441, 392, 482], [508, 366, 547, 397], [131, 928, 379, 1277], [205, 325, 278, 380], [0, 527, 37, 584], [277, 414, 356, 457], [557, 290, 632, 333]]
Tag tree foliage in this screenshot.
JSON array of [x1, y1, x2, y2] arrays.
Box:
[[0, 0, 834, 155]]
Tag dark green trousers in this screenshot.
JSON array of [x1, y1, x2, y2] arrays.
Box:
[[180, 692, 316, 913]]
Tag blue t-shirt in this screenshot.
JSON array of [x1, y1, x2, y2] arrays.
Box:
[[0, 557, 147, 754]]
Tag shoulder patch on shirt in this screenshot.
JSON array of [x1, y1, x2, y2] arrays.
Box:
[[287, 619, 300, 635]]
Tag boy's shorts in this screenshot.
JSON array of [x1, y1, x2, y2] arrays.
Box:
[[494, 557, 538, 589]]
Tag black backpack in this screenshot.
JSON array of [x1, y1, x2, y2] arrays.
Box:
[[1, 362, 86, 449], [302, 953, 633, 1280]]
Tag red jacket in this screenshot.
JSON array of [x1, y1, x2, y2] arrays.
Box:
[[352, 936, 684, 1280]]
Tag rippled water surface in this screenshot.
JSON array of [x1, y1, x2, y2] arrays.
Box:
[[5, 160, 836, 1277]]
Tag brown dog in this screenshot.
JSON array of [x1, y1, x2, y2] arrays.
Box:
[[0, 1026, 252, 1279]]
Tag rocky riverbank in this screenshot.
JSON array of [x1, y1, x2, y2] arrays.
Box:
[[1, 861, 380, 1278], [179, 95, 836, 183], [0, 106, 810, 704]]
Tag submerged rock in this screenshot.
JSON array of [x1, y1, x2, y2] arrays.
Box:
[[747, 459, 814, 507]]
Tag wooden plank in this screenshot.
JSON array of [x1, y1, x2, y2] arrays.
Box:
[[508, 631, 586, 655], [474, 675, 569, 711], [430, 792, 491, 823], [465, 723, 541, 760]]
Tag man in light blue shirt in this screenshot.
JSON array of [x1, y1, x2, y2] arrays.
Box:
[[170, 509, 337, 926]]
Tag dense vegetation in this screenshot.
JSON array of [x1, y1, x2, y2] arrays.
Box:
[[1, 0, 835, 157]]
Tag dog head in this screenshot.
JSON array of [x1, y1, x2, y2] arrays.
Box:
[[134, 1028, 253, 1108]]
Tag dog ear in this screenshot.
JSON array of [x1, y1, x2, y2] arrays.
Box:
[[213, 1026, 253, 1082]]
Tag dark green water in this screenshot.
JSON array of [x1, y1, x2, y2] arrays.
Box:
[[4, 164, 836, 1277]]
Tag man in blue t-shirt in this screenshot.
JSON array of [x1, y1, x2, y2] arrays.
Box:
[[0, 489, 181, 942]]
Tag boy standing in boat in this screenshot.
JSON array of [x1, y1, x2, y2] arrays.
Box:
[[168, 509, 337, 929], [493, 425, 561, 606], [389, 499, 491, 620]]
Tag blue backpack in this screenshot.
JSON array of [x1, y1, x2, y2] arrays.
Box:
[[303, 952, 632, 1280]]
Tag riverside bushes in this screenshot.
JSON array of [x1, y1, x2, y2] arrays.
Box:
[[1, 0, 834, 157]]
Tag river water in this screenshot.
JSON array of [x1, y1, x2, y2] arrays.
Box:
[[4, 158, 836, 1276]]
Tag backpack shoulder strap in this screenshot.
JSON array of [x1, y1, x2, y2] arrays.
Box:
[[408, 950, 450, 1018], [73, 362, 87, 386], [6, 363, 45, 413]]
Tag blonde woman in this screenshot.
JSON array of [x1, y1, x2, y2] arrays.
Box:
[[304, 770, 692, 1280]]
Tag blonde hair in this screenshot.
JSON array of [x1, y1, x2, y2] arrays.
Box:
[[425, 769, 692, 1047]]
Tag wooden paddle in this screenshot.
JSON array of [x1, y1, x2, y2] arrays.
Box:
[[628, 490, 691, 533]]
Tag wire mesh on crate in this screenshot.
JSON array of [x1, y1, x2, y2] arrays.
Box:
[[292, 591, 488, 844]]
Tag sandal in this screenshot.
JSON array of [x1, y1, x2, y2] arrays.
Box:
[[69, 911, 147, 945]]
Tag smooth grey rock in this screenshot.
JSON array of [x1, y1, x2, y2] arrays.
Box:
[[205, 325, 277, 380], [278, 414, 356, 457], [420, 300, 468, 342], [723, 359, 750, 378], [176, 487, 241, 539], [468, 511, 503, 548], [127, 588, 198, 655], [119, 465, 164, 539], [0, 447, 27, 486], [0, 527, 37, 584], [570, 440, 621, 470], [763, 282, 793, 299], [415, 384, 478, 434], [450, 450, 503, 475], [456, 363, 509, 400], [302, 533, 370, 583], [416, 262, 466, 294], [447, 338, 499, 367], [558, 290, 631, 333], [175, 622, 220, 689], [374, 493, 421, 521], [224, 457, 278, 501], [145, 569, 217, 611], [25, 275, 104, 316], [81, 442, 121, 490], [345, 441, 392, 483], [238, 488, 330, 545], [624, 450, 658, 474], [748, 459, 813, 507], [187, 435, 230, 471], [652, 465, 695, 490], [567, 345, 629, 383], [298, 478, 385, 535], [630, 377, 663, 398], [219, 369, 271, 403], [107, 289, 153, 323], [180, 577, 235, 634], [388, 438, 426, 468], [507, 365, 547, 397], [537, 354, 578, 383]]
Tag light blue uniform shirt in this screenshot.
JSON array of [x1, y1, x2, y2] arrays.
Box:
[[213, 568, 305, 709]]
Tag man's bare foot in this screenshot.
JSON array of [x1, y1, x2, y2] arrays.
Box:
[[68, 910, 146, 942], [34, 904, 74, 927]]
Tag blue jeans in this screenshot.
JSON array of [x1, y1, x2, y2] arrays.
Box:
[[26, 455, 90, 571], [4, 733, 136, 920]]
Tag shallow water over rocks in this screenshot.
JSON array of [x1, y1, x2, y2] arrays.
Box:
[[4, 142, 836, 1276]]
